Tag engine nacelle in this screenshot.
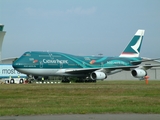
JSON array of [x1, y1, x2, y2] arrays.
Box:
[[90, 71, 106, 80], [131, 68, 147, 78]]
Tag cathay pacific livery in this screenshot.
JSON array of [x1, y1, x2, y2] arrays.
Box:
[[12, 30, 160, 82]]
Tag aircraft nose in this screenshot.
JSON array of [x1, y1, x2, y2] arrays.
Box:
[[12, 59, 20, 69], [12, 61, 17, 68]]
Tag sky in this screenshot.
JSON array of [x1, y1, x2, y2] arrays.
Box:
[[0, 0, 160, 59]]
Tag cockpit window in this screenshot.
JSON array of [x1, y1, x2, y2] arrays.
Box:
[[23, 53, 31, 56]]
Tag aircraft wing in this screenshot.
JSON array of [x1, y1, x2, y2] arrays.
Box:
[[130, 58, 160, 64], [65, 68, 100, 74], [139, 64, 160, 70], [65, 64, 160, 74], [65, 66, 137, 74]]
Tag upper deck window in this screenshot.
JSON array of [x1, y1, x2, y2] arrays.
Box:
[[39, 55, 50, 57], [23, 53, 31, 56]]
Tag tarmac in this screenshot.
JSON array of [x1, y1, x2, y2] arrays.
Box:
[[0, 114, 160, 120]]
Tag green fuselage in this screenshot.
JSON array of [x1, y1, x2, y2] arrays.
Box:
[[13, 51, 142, 69]]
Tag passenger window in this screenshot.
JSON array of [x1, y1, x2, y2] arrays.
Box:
[[23, 53, 31, 56]]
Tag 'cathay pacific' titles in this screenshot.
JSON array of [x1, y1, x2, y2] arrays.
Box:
[[43, 59, 68, 64]]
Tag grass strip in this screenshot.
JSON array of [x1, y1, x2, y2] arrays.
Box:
[[0, 80, 160, 116]]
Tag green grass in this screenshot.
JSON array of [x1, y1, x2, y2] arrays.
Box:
[[0, 80, 160, 116]]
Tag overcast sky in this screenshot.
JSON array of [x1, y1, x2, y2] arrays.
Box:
[[0, 0, 160, 59]]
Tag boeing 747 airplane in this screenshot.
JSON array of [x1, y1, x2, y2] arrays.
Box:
[[12, 29, 160, 82]]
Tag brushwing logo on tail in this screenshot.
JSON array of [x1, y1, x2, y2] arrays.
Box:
[[131, 36, 142, 54], [119, 29, 144, 57]]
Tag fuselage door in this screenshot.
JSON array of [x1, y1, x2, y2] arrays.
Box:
[[48, 52, 54, 59], [60, 61, 63, 69], [40, 61, 43, 68], [101, 62, 104, 67]]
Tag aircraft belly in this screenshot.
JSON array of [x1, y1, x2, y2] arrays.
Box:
[[16, 68, 59, 76], [16, 68, 86, 77]]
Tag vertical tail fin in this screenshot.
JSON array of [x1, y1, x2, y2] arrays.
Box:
[[119, 29, 145, 57]]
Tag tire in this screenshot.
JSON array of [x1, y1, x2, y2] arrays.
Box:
[[19, 79, 24, 84], [10, 79, 15, 84], [5, 80, 9, 84]]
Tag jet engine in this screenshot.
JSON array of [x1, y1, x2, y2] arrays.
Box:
[[131, 68, 147, 78], [90, 71, 107, 80]]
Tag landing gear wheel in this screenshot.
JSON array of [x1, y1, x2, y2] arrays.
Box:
[[19, 79, 24, 84], [10, 79, 15, 84], [61, 77, 70, 83]]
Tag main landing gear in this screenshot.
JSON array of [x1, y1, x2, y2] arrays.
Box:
[[61, 77, 70, 83], [75, 78, 96, 83], [61, 77, 96, 83]]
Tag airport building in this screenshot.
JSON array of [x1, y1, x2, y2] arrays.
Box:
[[0, 24, 6, 63], [0, 24, 17, 64], [0, 24, 160, 80]]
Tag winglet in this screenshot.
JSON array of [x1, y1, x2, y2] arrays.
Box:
[[119, 29, 145, 57]]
